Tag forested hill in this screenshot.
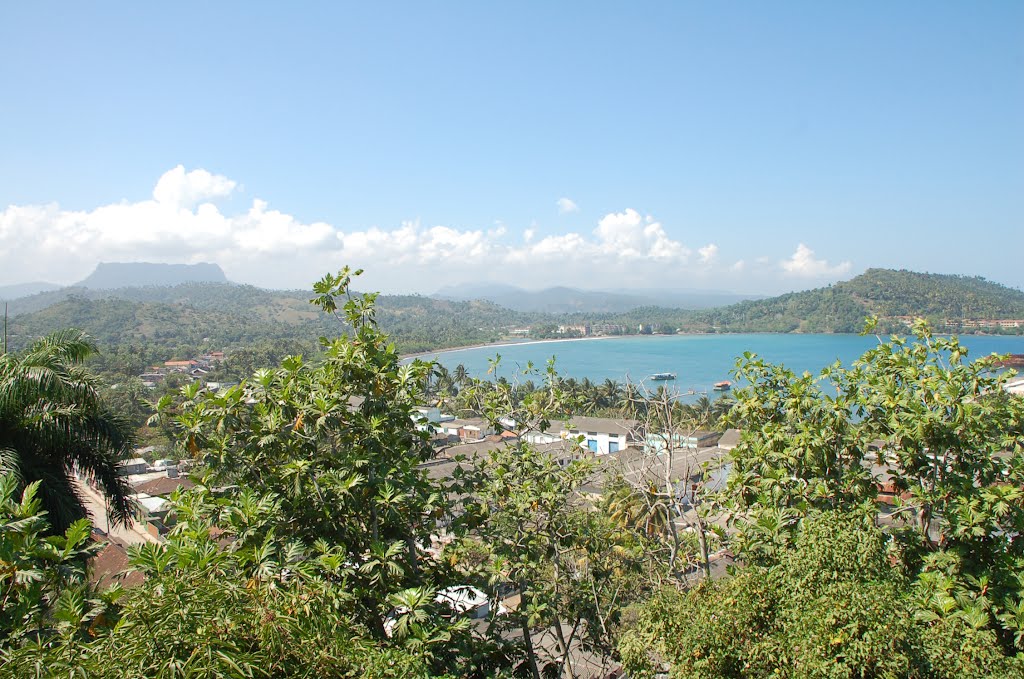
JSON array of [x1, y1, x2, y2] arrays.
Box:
[[6, 268, 1023, 356], [5, 283, 532, 356], [686, 269, 1024, 333], [843, 268, 1024, 318]]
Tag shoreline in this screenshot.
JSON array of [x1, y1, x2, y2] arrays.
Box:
[[400, 329, 1024, 362], [401, 334, 622, 360]]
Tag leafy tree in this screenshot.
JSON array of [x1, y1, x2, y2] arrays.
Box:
[[162, 268, 454, 642], [0, 329, 135, 533], [620, 511, 1024, 678], [0, 476, 102, 648], [706, 320, 1024, 666], [616, 383, 723, 581], [456, 443, 643, 679]]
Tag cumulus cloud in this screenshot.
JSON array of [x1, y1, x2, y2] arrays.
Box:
[[153, 165, 237, 208], [0, 167, 721, 291], [698, 244, 719, 265], [556, 197, 579, 214], [781, 243, 851, 277]]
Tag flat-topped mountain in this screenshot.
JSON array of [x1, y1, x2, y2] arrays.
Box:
[[75, 262, 228, 289]]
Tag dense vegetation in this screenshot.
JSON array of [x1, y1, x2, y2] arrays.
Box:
[[2, 267, 1023, 677], [0, 330, 136, 532], [6, 284, 531, 357], [620, 318, 1024, 677], [6, 269, 1023, 367], [604, 269, 1024, 334]]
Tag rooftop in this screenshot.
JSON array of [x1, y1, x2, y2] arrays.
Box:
[[561, 416, 638, 437]]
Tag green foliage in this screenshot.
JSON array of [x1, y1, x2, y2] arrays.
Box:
[[161, 268, 455, 643], [7, 280, 533, 357], [0, 328, 136, 532], [627, 322, 1024, 675], [620, 511, 1024, 678], [0, 476, 101, 646], [3, 482, 449, 678], [11, 269, 1023, 374], [606, 268, 1024, 334], [455, 441, 646, 677]]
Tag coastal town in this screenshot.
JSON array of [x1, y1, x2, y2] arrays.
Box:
[[4, 2, 1024, 673]]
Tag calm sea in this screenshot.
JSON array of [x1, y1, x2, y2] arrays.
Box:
[[423, 334, 1024, 394]]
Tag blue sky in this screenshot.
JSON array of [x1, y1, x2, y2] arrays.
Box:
[[1, 2, 1021, 294]]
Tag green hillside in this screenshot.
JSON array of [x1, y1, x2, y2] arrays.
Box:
[[6, 285, 531, 356], [843, 268, 1024, 318], [545, 269, 1024, 335], [686, 269, 1024, 334], [6, 269, 1022, 359]]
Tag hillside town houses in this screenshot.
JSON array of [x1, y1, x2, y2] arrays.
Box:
[[138, 351, 227, 388]]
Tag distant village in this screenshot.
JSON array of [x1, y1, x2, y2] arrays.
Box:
[[137, 350, 231, 389]]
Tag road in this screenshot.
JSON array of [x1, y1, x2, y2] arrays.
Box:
[[74, 479, 162, 545]]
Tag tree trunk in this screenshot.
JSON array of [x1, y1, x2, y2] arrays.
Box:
[[695, 512, 711, 580], [552, 615, 575, 679], [519, 585, 542, 679]]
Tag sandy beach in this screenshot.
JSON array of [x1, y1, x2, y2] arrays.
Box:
[[401, 334, 623, 360]]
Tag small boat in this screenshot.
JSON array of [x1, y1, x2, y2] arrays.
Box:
[[713, 380, 732, 391], [650, 372, 676, 381], [994, 354, 1024, 368]]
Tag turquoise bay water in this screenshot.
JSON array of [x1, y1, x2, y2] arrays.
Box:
[[424, 334, 1024, 394]]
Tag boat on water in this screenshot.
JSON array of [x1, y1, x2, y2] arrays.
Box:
[[650, 372, 676, 381], [713, 380, 732, 391], [994, 354, 1024, 368]]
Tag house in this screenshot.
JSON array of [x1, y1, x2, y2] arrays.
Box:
[[438, 417, 494, 442], [602, 444, 729, 505], [560, 416, 639, 455], [163, 360, 198, 372], [524, 417, 641, 456], [116, 458, 149, 477], [717, 428, 741, 450], [645, 429, 721, 453], [435, 586, 490, 619], [1004, 376, 1024, 397], [134, 474, 195, 497], [135, 493, 171, 537], [88, 534, 145, 590]]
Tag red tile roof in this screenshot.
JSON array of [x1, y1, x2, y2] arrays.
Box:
[[89, 537, 145, 590]]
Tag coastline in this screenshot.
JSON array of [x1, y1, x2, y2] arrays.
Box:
[[401, 334, 623, 360], [400, 330, 1024, 362], [400, 331, 873, 361]]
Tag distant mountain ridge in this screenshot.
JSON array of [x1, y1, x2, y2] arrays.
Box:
[[0, 282, 62, 301], [5, 267, 1022, 356], [76, 262, 228, 289], [434, 282, 762, 313]]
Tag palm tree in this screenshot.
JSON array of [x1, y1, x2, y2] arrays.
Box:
[[599, 379, 621, 410], [0, 329, 135, 533], [687, 394, 714, 428], [452, 363, 469, 387]]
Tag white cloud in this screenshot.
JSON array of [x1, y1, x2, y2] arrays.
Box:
[[698, 244, 719, 265], [556, 197, 579, 214], [781, 243, 851, 277], [152, 165, 236, 208], [0, 166, 736, 291]]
